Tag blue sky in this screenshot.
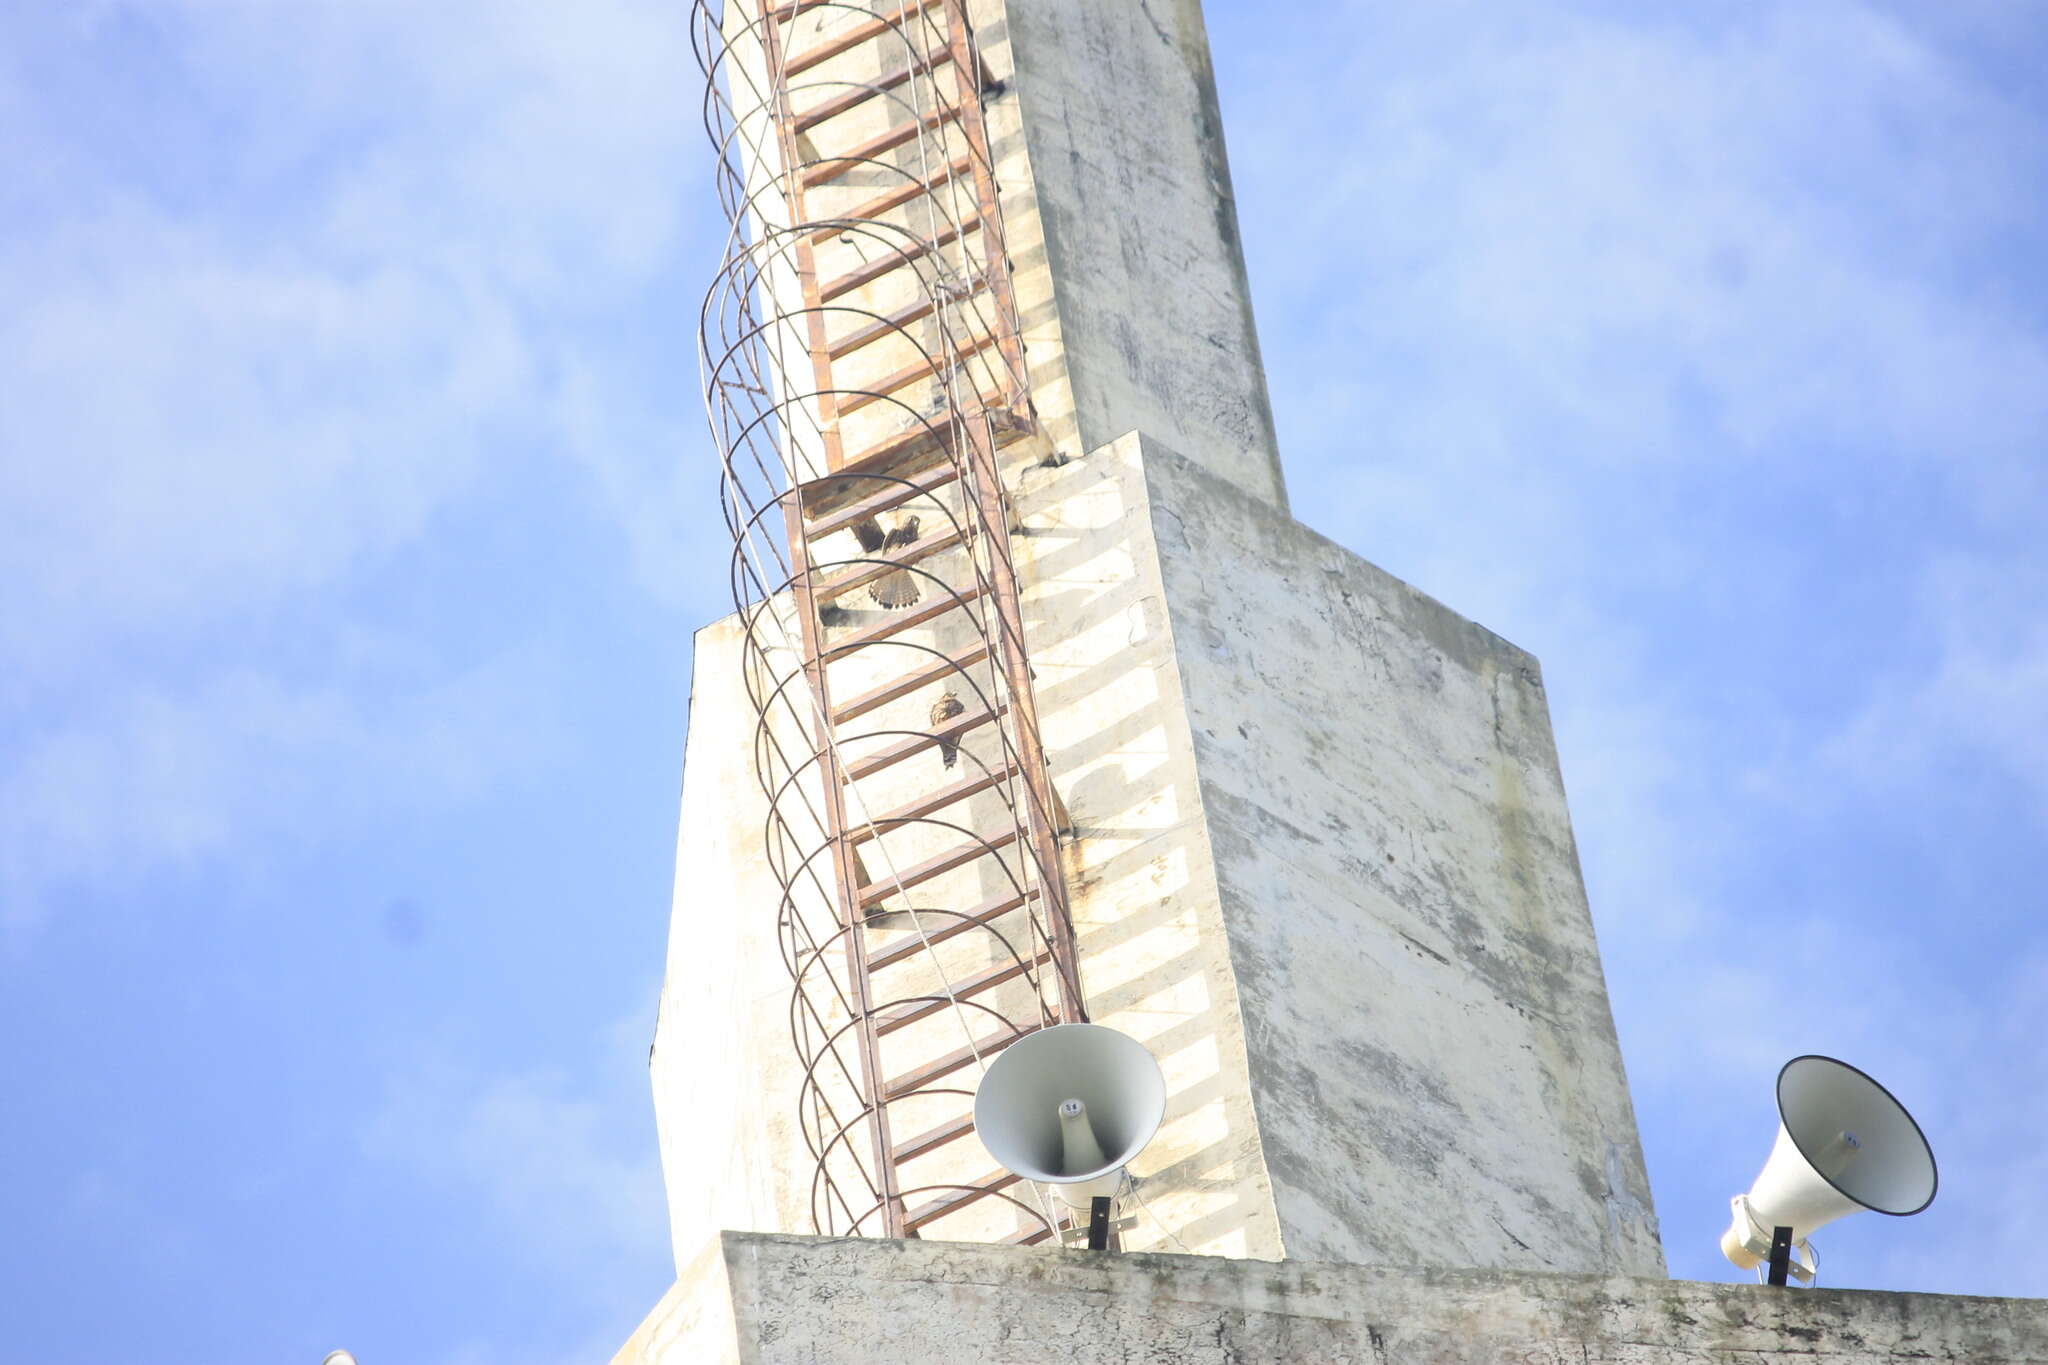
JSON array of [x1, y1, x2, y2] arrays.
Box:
[[3, 1, 2044, 1360]]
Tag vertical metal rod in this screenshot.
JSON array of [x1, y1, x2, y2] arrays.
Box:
[[958, 411, 1084, 1023], [939, 0, 1033, 425]]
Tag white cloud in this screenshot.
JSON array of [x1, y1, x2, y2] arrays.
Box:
[[1234, 0, 2048, 614], [556, 357, 726, 611], [1817, 553, 2048, 822], [0, 0, 713, 936], [0, 0, 704, 691], [364, 1020, 669, 1344], [0, 216, 532, 672], [0, 648, 567, 937]]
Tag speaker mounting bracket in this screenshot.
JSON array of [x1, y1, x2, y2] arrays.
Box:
[[1086, 1195, 1113, 1251], [1766, 1225, 1794, 1287]]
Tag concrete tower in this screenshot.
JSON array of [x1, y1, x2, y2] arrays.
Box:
[[616, 3, 2048, 1360]]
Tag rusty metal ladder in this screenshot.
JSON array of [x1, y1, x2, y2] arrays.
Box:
[[698, 0, 1085, 1243]]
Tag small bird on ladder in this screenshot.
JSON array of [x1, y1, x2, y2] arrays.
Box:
[[930, 691, 965, 770], [852, 514, 922, 610]]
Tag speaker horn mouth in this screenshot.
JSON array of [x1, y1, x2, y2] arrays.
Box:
[[972, 1023, 1167, 1192], [1776, 1054, 1938, 1217]]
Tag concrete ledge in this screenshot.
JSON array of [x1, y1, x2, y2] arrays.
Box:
[[617, 1231, 2048, 1363]]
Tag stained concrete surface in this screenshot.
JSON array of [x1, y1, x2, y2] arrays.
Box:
[[616, 1231, 2048, 1365], [999, 0, 1288, 511], [1141, 440, 1664, 1276], [645, 433, 1663, 1277]]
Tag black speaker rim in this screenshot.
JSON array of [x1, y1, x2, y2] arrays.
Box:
[[1775, 1053, 1938, 1217]]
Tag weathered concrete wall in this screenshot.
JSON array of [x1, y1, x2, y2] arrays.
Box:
[[616, 1231, 2048, 1365], [647, 432, 1660, 1276], [989, 0, 1288, 510], [1141, 440, 1664, 1277]]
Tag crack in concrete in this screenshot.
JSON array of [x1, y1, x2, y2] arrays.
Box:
[[1135, 0, 1176, 53]]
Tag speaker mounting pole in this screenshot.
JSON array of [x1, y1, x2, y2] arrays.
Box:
[[1086, 1196, 1113, 1252], [1766, 1225, 1794, 1288]]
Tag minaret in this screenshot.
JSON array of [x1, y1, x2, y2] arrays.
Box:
[[620, 0, 1663, 1354]]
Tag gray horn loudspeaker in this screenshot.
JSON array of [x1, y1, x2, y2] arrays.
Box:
[[973, 1023, 1166, 1207]]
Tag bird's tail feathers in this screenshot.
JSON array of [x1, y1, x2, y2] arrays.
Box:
[[869, 571, 920, 610]]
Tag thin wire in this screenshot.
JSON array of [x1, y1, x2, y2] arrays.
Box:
[[1122, 1171, 1192, 1254]]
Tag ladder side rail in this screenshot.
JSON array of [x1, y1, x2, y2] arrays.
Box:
[[939, 0, 1032, 421], [953, 413, 1085, 1022]]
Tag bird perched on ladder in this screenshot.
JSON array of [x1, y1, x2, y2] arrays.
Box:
[[930, 691, 965, 770], [852, 514, 922, 610]]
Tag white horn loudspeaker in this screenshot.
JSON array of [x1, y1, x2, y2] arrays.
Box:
[[1721, 1054, 1937, 1282], [973, 1023, 1166, 1207]]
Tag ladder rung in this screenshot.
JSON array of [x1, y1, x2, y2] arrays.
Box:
[[835, 395, 1005, 473], [892, 1112, 976, 1164], [823, 399, 990, 496], [832, 409, 963, 480], [856, 825, 1021, 908], [813, 525, 965, 606], [1002, 1224, 1055, 1247], [848, 755, 1021, 845], [801, 461, 962, 541], [883, 1023, 1038, 1100], [874, 948, 1052, 1035], [793, 47, 956, 135], [903, 1170, 1018, 1231], [803, 102, 964, 189], [867, 887, 1033, 971], [833, 639, 990, 725], [827, 293, 939, 362], [819, 210, 981, 303], [838, 329, 1001, 419], [842, 697, 1002, 784], [781, 0, 941, 79], [805, 155, 975, 246], [823, 579, 986, 662], [766, 0, 838, 21]]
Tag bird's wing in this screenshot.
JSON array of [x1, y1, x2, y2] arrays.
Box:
[[852, 517, 886, 553]]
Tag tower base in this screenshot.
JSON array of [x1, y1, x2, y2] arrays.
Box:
[[617, 1231, 2048, 1364]]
